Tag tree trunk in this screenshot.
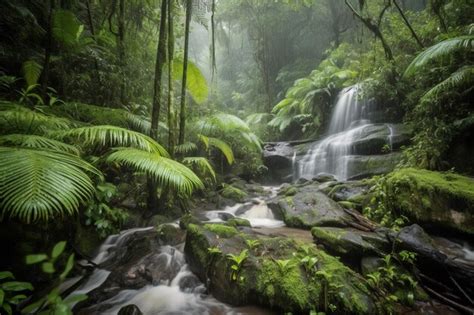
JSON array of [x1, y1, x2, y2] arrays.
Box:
[[118, 0, 126, 107], [148, 0, 168, 213], [393, 0, 424, 48], [178, 0, 192, 145], [167, 0, 175, 156], [85, 0, 102, 100], [41, 0, 54, 100]]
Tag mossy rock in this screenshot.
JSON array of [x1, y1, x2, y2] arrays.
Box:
[[203, 223, 239, 238], [220, 184, 248, 202], [179, 213, 202, 230], [227, 218, 251, 227], [184, 224, 377, 314], [384, 168, 474, 235]]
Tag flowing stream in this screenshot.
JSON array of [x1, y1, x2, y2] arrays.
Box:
[[296, 85, 394, 181], [68, 187, 281, 315]]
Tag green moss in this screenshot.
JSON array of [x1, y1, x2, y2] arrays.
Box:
[[179, 213, 202, 229], [221, 184, 248, 202], [385, 168, 474, 234], [203, 223, 238, 238], [227, 218, 251, 227], [338, 201, 356, 209]]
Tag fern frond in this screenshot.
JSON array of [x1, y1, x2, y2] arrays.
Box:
[[175, 142, 198, 155], [52, 10, 84, 46], [173, 59, 209, 104], [245, 113, 274, 125], [198, 134, 235, 164], [405, 36, 474, 76], [0, 147, 101, 223], [183, 157, 216, 181], [0, 134, 79, 155], [423, 66, 474, 100], [59, 125, 169, 155], [107, 148, 203, 196], [0, 108, 70, 135], [21, 61, 43, 86]]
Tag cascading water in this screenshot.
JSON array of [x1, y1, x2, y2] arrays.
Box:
[[296, 84, 391, 181]]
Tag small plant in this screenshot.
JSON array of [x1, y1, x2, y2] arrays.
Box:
[[398, 250, 417, 265], [227, 249, 249, 281], [207, 246, 222, 256], [300, 255, 318, 272], [0, 271, 33, 315], [18, 84, 43, 107], [245, 239, 260, 250], [315, 270, 343, 313], [274, 259, 297, 274]]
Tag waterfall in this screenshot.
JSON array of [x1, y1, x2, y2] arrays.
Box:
[[296, 85, 375, 181]]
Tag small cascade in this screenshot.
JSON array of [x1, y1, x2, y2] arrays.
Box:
[[296, 84, 387, 181], [386, 123, 394, 151]]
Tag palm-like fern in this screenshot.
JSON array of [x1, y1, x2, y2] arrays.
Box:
[[0, 147, 101, 223], [0, 107, 71, 135], [423, 66, 474, 100], [21, 60, 43, 86], [175, 141, 198, 155], [59, 125, 169, 155], [182, 157, 216, 181], [172, 59, 209, 104], [107, 148, 203, 196], [198, 134, 235, 164], [404, 35, 474, 77], [0, 134, 79, 155]]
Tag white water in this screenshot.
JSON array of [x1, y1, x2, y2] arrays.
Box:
[[296, 85, 391, 181], [204, 186, 284, 228]]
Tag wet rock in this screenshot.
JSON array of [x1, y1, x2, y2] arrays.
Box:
[[346, 152, 402, 180], [118, 305, 143, 315], [262, 142, 295, 182], [383, 168, 474, 235], [361, 256, 384, 275], [350, 123, 411, 155], [311, 227, 390, 258], [184, 223, 376, 314], [267, 183, 353, 229], [328, 181, 369, 204], [312, 173, 337, 183]]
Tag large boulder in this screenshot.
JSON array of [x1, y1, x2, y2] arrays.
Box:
[[346, 152, 402, 180], [383, 168, 474, 235], [262, 142, 295, 182], [184, 223, 376, 314], [350, 124, 411, 155], [267, 183, 353, 229]]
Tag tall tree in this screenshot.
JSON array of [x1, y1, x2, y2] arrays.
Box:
[[167, 0, 175, 155], [393, 0, 424, 48], [41, 0, 55, 99], [148, 0, 168, 212], [178, 0, 192, 145]]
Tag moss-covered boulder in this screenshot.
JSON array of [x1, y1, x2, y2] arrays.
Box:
[[268, 183, 353, 229], [184, 223, 376, 314], [346, 153, 402, 180], [312, 227, 390, 258], [384, 168, 474, 235]]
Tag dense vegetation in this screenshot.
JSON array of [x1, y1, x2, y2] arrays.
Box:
[[0, 0, 473, 314]]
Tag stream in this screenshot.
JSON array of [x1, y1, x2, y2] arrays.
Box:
[[69, 187, 281, 315]]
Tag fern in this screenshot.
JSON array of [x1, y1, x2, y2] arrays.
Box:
[[52, 10, 84, 46], [21, 60, 43, 86], [182, 157, 216, 181], [59, 125, 168, 155], [245, 113, 274, 125], [423, 66, 474, 100], [0, 147, 101, 223], [405, 36, 474, 76], [198, 134, 235, 164], [0, 134, 79, 155], [0, 107, 70, 135], [107, 148, 203, 196], [172, 59, 209, 104], [175, 141, 198, 155]]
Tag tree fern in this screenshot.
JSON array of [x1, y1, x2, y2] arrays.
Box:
[[107, 148, 203, 196], [423, 66, 474, 100], [182, 157, 216, 181], [0, 147, 101, 223], [405, 35, 474, 77], [0, 134, 79, 155], [21, 60, 43, 86], [59, 125, 169, 155], [0, 107, 70, 135], [198, 134, 235, 164], [175, 141, 198, 155]]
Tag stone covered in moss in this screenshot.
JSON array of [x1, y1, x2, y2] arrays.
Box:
[[226, 217, 252, 227], [184, 223, 376, 314], [384, 168, 474, 235], [312, 227, 390, 258], [268, 183, 353, 229]]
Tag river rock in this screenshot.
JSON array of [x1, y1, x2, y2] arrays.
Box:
[[262, 142, 295, 182], [346, 152, 402, 180], [311, 227, 390, 258], [267, 183, 353, 229], [184, 223, 376, 314], [118, 305, 143, 315], [350, 124, 411, 155], [383, 168, 474, 235]]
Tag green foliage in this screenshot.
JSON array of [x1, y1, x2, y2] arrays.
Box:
[[182, 157, 216, 182], [0, 147, 101, 223], [107, 148, 203, 197], [0, 134, 79, 155], [198, 134, 234, 165], [172, 59, 209, 104], [52, 10, 84, 47], [219, 184, 248, 202], [0, 271, 33, 315], [227, 249, 249, 282], [404, 35, 474, 77], [21, 61, 42, 87], [85, 182, 128, 238], [245, 239, 261, 250]]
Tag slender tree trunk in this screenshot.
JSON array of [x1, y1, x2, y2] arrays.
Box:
[[178, 0, 192, 145], [148, 0, 168, 213], [41, 0, 54, 99], [167, 0, 175, 156], [345, 0, 394, 61], [210, 0, 217, 80], [118, 0, 126, 106], [85, 0, 102, 101], [393, 0, 424, 48]]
